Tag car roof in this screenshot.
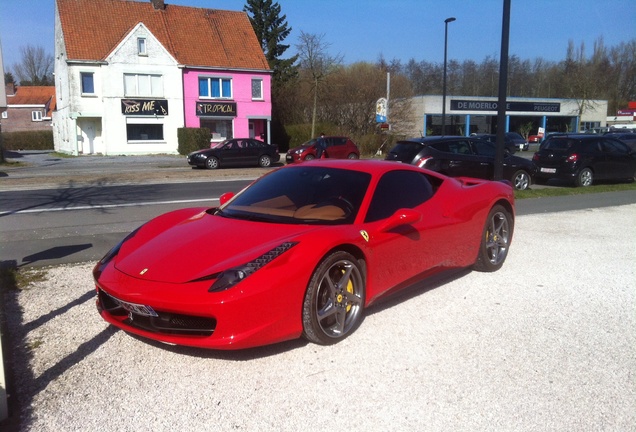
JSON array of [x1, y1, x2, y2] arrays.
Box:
[[399, 136, 471, 144], [280, 158, 442, 177]]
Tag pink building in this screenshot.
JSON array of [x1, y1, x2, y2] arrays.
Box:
[[183, 69, 271, 143]]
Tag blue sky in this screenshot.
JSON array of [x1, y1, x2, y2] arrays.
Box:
[[1, 0, 635, 72]]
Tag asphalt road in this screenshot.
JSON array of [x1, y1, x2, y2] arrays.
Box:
[[1, 150, 636, 269]]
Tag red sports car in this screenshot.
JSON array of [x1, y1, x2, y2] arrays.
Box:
[[94, 160, 515, 349]]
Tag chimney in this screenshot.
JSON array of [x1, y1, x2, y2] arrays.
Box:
[[5, 82, 15, 96], [151, 0, 165, 10]]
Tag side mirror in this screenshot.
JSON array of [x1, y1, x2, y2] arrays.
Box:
[[219, 192, 235, 206], [379, 208, 421, 232]]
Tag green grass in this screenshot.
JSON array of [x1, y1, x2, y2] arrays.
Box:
[[515, 181, 636, 199], [0, 266, 48, 291]]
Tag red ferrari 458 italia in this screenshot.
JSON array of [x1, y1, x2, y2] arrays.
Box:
[[94, 160, 515, 349]]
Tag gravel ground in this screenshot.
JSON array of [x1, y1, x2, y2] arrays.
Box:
[[2, 204, 634, 431]]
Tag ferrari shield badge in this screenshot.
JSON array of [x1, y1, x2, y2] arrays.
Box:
[[360, 230, 369, 242]]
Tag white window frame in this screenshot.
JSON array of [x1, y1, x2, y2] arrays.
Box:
[[80, 71, 95, 95], [32, 111, 43, 121], [251, 78, 263, 100], [1, 111, 7, 119], [199, 76, 233, 99], [138, 38, 147, 56], [124, 73, 163, 97]]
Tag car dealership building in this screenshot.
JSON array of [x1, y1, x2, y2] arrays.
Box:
[[393, 95, 608, 138]]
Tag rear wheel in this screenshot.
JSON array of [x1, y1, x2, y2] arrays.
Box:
[[302, 251, 365, 345], [575, 168, 593, 187], [473, 205, 513, 272], [205, 156, 219, 169], [258, 154, 272, 167], [511, 170, 530, 190]]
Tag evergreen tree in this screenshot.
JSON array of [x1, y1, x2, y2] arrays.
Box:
[[243, 0, 298, 85]]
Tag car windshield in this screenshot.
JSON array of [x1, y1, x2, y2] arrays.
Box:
[[216, 166, 372, 225]]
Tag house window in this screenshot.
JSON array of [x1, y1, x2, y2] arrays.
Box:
[[200, 118, 233, 141], [251, 78, 263, 100], [126, 123, 164, 141], [1, 111, 7, 119], [199, 77, 232, 99], [137, 38, 147, 56], [81, 72, 95, 94], [124, 73, 162, 97], [32, 111, 43, 121]]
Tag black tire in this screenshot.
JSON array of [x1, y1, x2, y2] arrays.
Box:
[[347, 153, 359, 159], [302, 251, 365, 345], [258, 154, 272, 167], [473, 204, 513, 272], [575, 167, 593, 187], [205, 156, 219, 169], [511, 170, 530, 190], [304, 154, 315, 161]]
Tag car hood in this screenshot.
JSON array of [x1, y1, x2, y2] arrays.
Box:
[[288, 144, 313, 153], [114, 209, 318, 284]]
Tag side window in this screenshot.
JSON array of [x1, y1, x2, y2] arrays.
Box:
[[365, 171, 433, 223], [602, 139, 628, 153], [251, 78, 263, 100], [430, 142, 449, 153], [80, 72, 95, 94]]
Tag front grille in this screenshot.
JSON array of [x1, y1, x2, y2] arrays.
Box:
[[124, 313, 216, 336], [98, 289, 216, 336]]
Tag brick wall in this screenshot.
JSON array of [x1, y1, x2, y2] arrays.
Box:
[[2, 107, 52, 132]]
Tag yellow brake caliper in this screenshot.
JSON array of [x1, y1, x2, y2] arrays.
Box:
[[342, 269, 354, 312]]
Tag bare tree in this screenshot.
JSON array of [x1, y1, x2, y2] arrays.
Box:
[[295, 31, 342, 137], [12, 45, 53, 86]]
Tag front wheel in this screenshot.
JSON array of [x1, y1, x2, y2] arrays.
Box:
[[302, 251, 365, 345], [205, 156, 219, 169], [347, 153, 359, 159], [304, 154, 315, 161], [473, 205, 513, 272], [575, 168, 593, 187], [258, 154, 272, 167], [511, 170, 530, 190]]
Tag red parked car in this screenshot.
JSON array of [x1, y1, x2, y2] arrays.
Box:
[[286, 136, 360, 163], [94, 160, 515, 349]]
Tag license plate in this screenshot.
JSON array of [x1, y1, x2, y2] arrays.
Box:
[[105, 291, 158, 317], [285, 156, 293, 162], [540, 167, 556, 173]]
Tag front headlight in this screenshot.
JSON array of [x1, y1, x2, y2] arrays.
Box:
[[208, 242, 298, 292]]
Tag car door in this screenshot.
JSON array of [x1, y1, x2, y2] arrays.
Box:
[[240, 139, 261, 165], [599, 138, 634, 179], [219, 139, 242, 165], [361, 170, 458, 301], [326, 137, 346, 158]]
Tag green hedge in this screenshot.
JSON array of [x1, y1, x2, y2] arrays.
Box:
[[177, 127, 210, 155], [1, 130, 54, 150]]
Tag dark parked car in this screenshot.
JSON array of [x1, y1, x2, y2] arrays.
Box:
[[286, 136, 360, 163], [187, 138, 280, 169], [385, 136, 537, 190], [532, 134, 636, 187], [473, 132, 527, 152]]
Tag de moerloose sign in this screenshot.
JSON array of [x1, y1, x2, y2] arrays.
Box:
[[450, 99, 561, 113], [121, 99, 169, 116]]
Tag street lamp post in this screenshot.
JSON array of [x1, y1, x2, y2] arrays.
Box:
[[441, 16, 456, 136]]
